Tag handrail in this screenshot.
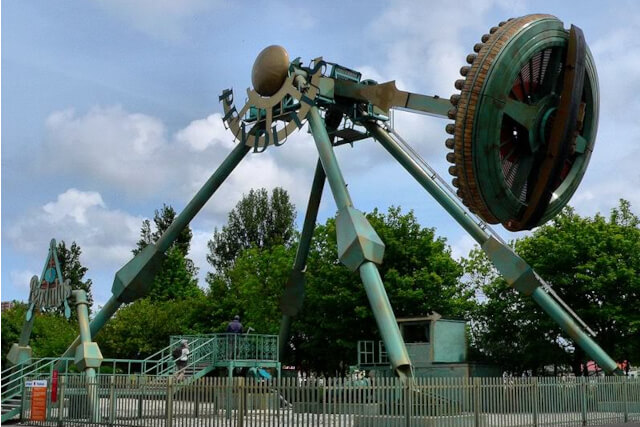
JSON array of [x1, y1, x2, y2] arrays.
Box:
[[142, 340, 177, 362], [1, 358, 74, 403], [2, 355, 167, 403], [3, 333, 280, 402], [155, 336, 217, 376]]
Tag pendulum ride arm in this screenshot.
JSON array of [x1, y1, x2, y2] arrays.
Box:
[[278, 159, 326, 360], [333, 79, 451, 117], [308, 106, 412, 381], [57, 142, 251, 364], [365, 123, 623, 375]]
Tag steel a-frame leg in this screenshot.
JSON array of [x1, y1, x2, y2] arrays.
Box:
[[366, 123, 622, 375], [308, 107, 412, 380], [58, 142, 252, 364], [278, 159, 326, 360], [72, 290, 102, 423]]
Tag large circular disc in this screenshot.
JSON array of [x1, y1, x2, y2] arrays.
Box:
[[448, 14, 598, 231]]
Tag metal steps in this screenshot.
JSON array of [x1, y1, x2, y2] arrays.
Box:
[[1, 397, 21, 422]]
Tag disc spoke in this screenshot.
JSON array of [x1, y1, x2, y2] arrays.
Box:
[[510, 154, 535, 201], [503, 98, 540, 130], [540, 47, 564, 95]]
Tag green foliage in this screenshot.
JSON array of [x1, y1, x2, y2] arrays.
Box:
[[97, 297, 216, 359], [135, 204, 193, 257], [1, 303, 78, 367], [292, 206, 468, 374], [462, 248, 569, 373], [208, 245, 296, 334], [206, 188, 296, 275], [134, 204, 201, 301], [55, 241, 93, 315], [465, 200, 640, 374]]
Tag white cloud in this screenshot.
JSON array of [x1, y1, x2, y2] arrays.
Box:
[[43, 106, 173, 195], [93, 0, 220, 42], [40, 105, 324, 227], [450, 233, 478, 261], [175, 113, 234, 152], [9, 270, 38, 292], [42, 189, 105, 225], [365, 0, 525, 94], [8, 189, 143, 271], [189, 229, 213, 286]]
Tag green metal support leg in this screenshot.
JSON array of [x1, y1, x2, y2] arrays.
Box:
[[308, 107, 412, 380], [72, 290, 103, 423], [6, 314, 34, 366], [368, 123, 621, 375], [58, 142, 252, 364], [278, 158, 326, 360]]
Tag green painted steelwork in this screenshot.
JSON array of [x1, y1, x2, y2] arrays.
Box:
[[308, 106, 411, 381], [368, 123, 620, 375], [57, 142, 251, 365], [452, 16, 599, 230], [2, 333, 280, 422], [42, 21, 622, 385], [366, 123, 489, 243], [279, 158, 325, 359], [333, 79, 451, 116], [71, 289, 102, 423], [431, 320, 467, 363], [8, 239, 71, 367]]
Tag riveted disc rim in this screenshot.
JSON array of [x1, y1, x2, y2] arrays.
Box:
[[451, 14, 598, 229]]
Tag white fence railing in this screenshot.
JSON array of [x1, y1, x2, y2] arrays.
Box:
[[18, 375, 640, 426]]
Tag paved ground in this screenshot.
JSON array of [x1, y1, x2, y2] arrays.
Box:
[[593, 423, 640, 427]]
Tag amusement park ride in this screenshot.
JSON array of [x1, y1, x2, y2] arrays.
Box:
[[11, 15, 622, 383]]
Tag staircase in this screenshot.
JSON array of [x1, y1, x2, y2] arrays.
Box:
[[1, 333, 279, 422], [1, 396, 21, 422], [1, 357, 75, 423]]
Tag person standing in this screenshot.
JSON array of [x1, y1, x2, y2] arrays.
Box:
[[226, 315, 243, 360], [227, 315, 243, 334]]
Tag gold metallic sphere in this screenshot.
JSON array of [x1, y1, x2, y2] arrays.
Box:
[[251, 45, 290, 97]]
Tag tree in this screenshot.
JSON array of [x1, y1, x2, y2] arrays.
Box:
[[44, 241, 93, 316], [135, 204, 192, 258], [291, 206, 469, 374], [133, 204, 201, 301], [207, 245, 296, 334], [97, 296, 216, 359], [465, 200, 640, 375], [206, 188, 296, 276], [462, 248, 569, 374], [1, 303, 78, 368]]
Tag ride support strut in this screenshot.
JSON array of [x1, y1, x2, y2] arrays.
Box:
[[368, 123, 621, 375], [309, 107, 412, 380]]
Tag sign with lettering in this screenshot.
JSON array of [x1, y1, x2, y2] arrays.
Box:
[[30, 384, 47, 421], [26, 239, 71, 321], [25, 380, 48, 388]]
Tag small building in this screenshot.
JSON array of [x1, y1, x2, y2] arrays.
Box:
[[1, 301, 16, 313], [356, 313, 500, 377]]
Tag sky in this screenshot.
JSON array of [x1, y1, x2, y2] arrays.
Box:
[[2, 1, 639, 310]]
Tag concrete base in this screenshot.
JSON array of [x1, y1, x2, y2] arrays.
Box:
[[353, 413, 478, 426], [293, 402, 380, 415], [6, 344, 32, 366]]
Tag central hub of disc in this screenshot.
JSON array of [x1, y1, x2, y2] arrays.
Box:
[[251, 45, 290, 97]]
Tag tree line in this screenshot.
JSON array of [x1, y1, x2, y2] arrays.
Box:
[[2, 190, 638, 376]]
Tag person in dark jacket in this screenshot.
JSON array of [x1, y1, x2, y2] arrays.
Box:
[[226, 315, 243, 360], [227, 315, 243, 334]]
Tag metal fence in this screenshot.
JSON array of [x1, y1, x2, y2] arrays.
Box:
[[19, 375, 640, 426]]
